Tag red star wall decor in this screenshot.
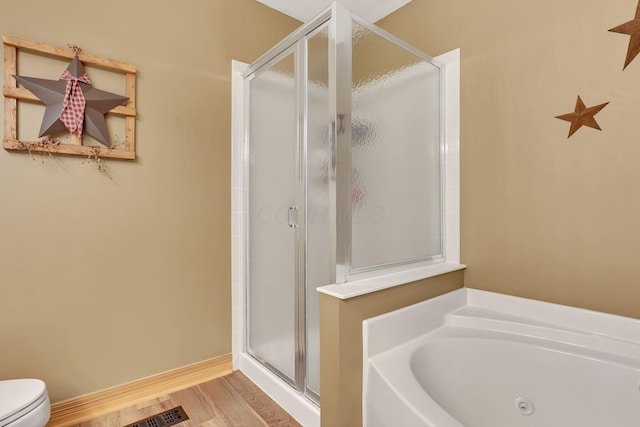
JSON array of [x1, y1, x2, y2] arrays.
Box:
[[555, 96, 609, 138], [609, 0, 640, 69]]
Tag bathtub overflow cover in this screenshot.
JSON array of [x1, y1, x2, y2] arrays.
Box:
[[514, 397, 535, 416]]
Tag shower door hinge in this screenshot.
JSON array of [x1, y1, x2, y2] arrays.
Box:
[[288, 206, 298, 228]]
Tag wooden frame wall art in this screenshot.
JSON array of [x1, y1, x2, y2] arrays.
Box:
[[3, 34, 137, 159]]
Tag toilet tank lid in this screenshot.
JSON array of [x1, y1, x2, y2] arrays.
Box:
[[0, 379, 47, 423]]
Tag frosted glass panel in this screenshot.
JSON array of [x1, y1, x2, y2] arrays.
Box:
[[305, 26, 329, 396], [248, 52, 297, 381], [351, 22, 442, 271]]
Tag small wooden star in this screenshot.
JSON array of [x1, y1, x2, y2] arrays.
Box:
[[555, 96, 609, 138], [609, 0, 640, 69]]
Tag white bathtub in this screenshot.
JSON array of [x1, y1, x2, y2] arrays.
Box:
[[363, 288, 640, 427]]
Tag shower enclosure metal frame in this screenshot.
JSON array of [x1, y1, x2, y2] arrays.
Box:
[[242, 2, 445, 406]]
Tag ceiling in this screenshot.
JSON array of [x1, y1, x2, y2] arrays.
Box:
[[256, 0, 413, 23]]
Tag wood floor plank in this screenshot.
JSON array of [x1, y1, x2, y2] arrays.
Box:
[[77, 397, 175, 427], [70, 372, 302, 427], [223, 372, 302, 427], [167, 386, 225, 426], [195, 375, 268, 427]]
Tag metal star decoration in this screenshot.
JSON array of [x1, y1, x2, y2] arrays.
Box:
[[555, 96, 609, 138], [609, 0, 640, 70], [13, 55, 128, 146]]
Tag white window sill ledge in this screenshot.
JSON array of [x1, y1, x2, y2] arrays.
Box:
[[317, 262, 466, 300]]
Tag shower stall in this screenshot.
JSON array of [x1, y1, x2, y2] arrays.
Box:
[[232, 2, 455, 423]]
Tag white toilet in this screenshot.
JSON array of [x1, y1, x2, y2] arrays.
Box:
[[0, 379, 50, 427]]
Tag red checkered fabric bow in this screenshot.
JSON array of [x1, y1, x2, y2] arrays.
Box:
[[59, 69, 90, 137]]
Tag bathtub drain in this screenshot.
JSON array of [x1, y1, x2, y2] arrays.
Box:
[[514, 397, 535, 416]]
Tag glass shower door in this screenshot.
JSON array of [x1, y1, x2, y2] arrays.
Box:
[[246, 21, 331, 403], [247, 49, 299, 384]]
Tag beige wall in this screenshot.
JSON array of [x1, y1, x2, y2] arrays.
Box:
[[0, 0, 298, 402], [320, 271, 464, 427], [379, 0, 640, 319]]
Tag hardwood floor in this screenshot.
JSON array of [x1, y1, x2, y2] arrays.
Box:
[[74, 371, 302, 427]]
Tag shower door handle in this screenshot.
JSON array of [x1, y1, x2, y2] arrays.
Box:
[[288, 206, 298, 228]]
